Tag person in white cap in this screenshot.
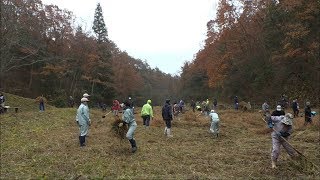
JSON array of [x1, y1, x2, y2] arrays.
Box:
[[83, 93, 90, 98], [268, 105, 285, 128], [76, 97, 91, 147], [268, 113, 296, 168], [208, 109, 220, 137]]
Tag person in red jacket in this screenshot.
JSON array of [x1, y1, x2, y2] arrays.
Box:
[[112, 99, 121, 116]]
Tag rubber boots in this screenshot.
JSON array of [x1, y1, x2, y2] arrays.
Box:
[[129, 139, 137, 153], [79, 136, 86, 147], [167, 128, 173, 137], [271, 160, 277, 169]]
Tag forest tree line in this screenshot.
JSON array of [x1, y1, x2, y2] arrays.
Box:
[[180, 0, 319, 106], [1, 0, 319, 108], [1, 0, 179, 107]]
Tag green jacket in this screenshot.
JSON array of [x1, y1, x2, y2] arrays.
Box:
[[141, 100, 153, 117]]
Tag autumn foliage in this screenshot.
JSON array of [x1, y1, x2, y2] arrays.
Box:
[[180, 0, 319, 103], [0, 0, 178, 106]]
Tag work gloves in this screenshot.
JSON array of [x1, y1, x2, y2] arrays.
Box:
[[276, 131, 290, 137]]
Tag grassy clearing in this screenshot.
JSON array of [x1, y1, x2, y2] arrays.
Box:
[[0, 101, 319, 179]]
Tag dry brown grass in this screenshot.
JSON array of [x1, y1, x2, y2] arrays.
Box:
[[0, 105, 319, 179]]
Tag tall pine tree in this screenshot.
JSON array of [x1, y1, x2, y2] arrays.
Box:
[[91, 3, 114, 98], [92, 3, 108, 43]]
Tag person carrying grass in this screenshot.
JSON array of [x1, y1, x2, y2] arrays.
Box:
[[119, 101, 137, 153]]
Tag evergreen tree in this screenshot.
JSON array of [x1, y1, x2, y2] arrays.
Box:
[[92, 3, 108, 43]]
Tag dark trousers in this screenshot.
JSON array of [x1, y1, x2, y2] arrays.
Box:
[[142, 115, 150, 126], [164, 119, 172, 128], [39, 102, 45, 111]]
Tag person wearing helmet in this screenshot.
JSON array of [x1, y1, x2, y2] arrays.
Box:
[[83, 93, 90, 99], [268, 113, 296, 168], [119, 100, 137, 153], [141, 99, 154, 129], [76, 97, 91, 147], [209, 110, 220, 138], [304, 102, 312, 125], [162, 99, 173, 137]]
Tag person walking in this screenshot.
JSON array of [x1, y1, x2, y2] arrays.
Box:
[[76, 97, 91, 147], [162, 99, 173, 137], [234, 96, 239, 110], [267, 113, 296, 168], [209, 110, 220, 137], [262, 100, 269, 116], [304, 102, 312, 125], [68, 96, 75, 108], [36, 95, 46, 112], [191, 100, 196, 112], [292, 99, 299, 117], [0, 93, 5, 114], [141, 99, 154, 129], [213, 98, 217, 110], [112, 99, 121, 116], [119, 101, 137, 153]]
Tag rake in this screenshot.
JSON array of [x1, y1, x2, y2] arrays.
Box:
[[260, 115, 319, 170]]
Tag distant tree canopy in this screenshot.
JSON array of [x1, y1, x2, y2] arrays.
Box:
[[0, 0, 178, 107], [180, 0, 319, 105]]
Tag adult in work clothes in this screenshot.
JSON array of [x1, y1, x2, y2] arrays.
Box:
[[162, 99, 173, 137], [119, 101, 137, 153], [141, 99, 154, 128], [76, 97, 91, 147]]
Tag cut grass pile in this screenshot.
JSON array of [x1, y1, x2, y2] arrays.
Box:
[[0, 101, 319, 179]]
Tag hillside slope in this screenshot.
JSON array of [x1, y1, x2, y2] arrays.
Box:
[[2, 93, 55, 112], [0, 105, 319, 179]]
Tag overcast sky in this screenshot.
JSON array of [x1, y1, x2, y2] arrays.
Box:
[[42, 0, 218, 75]]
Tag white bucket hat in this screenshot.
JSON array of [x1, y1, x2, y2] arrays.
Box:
[[83, 93, 90, 98], [281, 113, 293, 125], [81, 97, 89, 102]]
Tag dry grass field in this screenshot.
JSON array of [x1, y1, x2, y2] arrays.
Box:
[[0, 95, 319, 179]]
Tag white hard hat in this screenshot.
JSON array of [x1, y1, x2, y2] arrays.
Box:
[[83, 93, 90, 98], [81, 97, 89, 102]]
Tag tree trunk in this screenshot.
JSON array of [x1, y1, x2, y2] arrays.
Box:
[[91, 81, 94, 95], [28, 64, 33, 89]]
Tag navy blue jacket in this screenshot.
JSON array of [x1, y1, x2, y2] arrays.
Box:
[[162, 102, 173, 120]]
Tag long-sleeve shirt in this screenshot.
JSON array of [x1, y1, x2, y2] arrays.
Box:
[[270, 116, 292, 137], [209, 112, 219, 122], [76, 103, 90, 125], [122, 107, 135, 124]]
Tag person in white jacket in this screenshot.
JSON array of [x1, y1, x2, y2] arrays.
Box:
[[209, 110, 220, 137], [76, 97, 91, 147]]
